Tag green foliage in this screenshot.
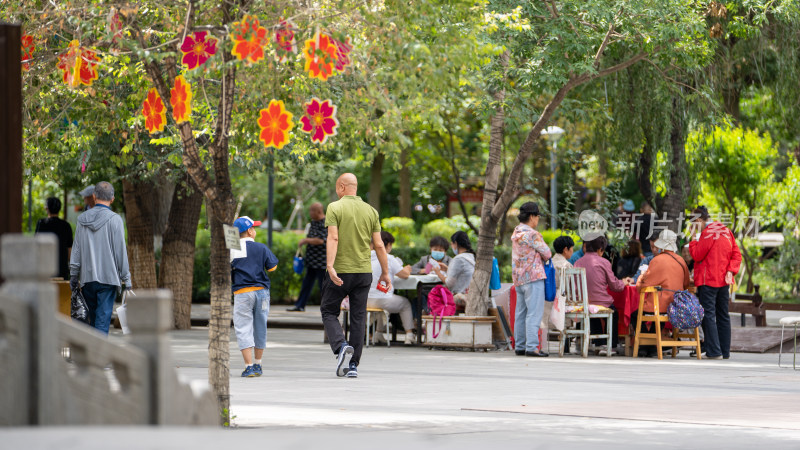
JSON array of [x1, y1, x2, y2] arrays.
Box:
[[192, 228, 211, 302], [540, 229, 582, 250], [381, 217, 416, 246], [252, 230, 303, 302], [421, 215, 481, 241], [192, 229, 304, 302], [687, 126, 779, 228]]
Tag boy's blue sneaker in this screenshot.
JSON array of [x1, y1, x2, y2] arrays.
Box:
[[241, 365, 257, 377], [335, 344, 354, 377], [345, 362, 358, 378], [253, 364, 263, 376]]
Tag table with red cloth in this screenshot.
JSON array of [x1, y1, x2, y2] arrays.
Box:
[[608, 285, 639, 336]]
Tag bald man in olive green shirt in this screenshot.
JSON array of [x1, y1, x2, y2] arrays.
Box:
[[321, 173, 391, 378]]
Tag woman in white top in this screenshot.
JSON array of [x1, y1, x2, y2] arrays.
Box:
[[367, 231, 415, 344]]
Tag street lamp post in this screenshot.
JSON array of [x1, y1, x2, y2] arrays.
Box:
[[541, 126, 565, 230]]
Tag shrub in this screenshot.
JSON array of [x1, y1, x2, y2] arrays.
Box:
[[540, 229, 582, 250], [421, 215, 480, 241], [253, 229, 304, 302], [381, 216, 416, 246], [192, 228, 211, 302], [192, 229, 305, 303]]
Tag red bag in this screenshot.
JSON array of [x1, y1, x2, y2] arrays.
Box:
[[427, 285, 456, 338]]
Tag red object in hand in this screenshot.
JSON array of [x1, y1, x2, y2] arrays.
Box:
[[377, 282, 389, 293]]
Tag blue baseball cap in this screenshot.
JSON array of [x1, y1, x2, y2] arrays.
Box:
[[234, 216, 262, 233], [623, 199, 635, 212]]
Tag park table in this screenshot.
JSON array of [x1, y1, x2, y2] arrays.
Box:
[[609, 285, 640, 337], [393, 274, 441, 344]]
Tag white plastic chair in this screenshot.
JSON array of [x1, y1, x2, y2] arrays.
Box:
[[779, 316, 800, 370], [558, 267, 614, 357]]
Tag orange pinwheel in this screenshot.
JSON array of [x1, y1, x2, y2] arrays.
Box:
[[258, 100, 293, 150], [21, 34, 34, 71], [303, 31, 338, 81], [56, 40, 100, 87], [142, 88, 167, 134], [231, 15, 268, 64], [170, 75, 192, 124]]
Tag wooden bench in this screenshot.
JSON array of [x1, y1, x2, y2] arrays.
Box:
[[729, 284, 766, 327]]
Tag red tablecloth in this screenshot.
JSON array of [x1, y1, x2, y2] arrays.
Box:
[[608, 286, 639, 336]]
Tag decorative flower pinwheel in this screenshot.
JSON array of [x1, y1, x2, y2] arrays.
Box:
[[258, 100, 294, 150], [231, 14, 268, 64], [274, 18, 297, 62], [56, 40, 100, 87], [180, 31, 218, 70], [107, 9, 123, 43], [170, 75, 192, 124], [332, 36, 352, 72], [303, 31, 338, 81], [300, 98, 339, 144], [142, 88, 167, 134], [21, 34, 34, 71]]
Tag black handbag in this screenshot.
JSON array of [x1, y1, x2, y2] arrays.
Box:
[[70, 288, 90, 324]]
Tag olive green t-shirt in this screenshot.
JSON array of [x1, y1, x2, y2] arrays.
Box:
[[325, 195, 381, 273]]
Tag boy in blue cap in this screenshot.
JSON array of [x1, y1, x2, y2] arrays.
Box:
[[230, 216, 279, 377]]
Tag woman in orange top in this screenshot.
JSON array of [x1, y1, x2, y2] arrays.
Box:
[[636, 229, 691, 313]]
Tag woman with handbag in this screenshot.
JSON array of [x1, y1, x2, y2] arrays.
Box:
[[511, 202, 552, 357]]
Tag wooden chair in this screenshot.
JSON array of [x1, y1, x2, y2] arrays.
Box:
[[558, 267, 614, 358], [632, 286, 702, 360]]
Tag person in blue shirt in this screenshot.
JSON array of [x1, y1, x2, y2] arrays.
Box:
[[230, 216, 279, 378], [568, 241, 585, 265]]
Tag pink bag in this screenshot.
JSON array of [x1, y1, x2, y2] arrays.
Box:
[[427, 285, 456, 338]]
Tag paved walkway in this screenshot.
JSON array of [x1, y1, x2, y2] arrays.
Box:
[[5, 326, 800, 448], [172, 326, 800, 447]]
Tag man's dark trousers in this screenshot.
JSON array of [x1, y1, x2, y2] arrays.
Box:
[[320, 273, 372, 366], [294, 267, 326, 309], [698, 285, 731, 358]]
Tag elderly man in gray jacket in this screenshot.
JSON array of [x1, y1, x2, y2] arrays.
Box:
[[70, 181, 132, 334]]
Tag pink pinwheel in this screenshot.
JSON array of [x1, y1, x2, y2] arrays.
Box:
[[180, 31, 218, 70], [300, 97, 339, 144]]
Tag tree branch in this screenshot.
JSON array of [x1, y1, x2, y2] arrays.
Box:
[[594, 19, 616, 69]]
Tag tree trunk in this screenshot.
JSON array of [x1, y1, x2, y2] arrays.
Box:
[[399, 148, 411, 217], [207, 208, 232, 423], [151, 175, 175, 253], [637, 141, 656, 212], [122, 178, 157, 289], [159, 176, 203, 329], [465, 51, 508, 317], [659, 97, 689, 233], [369, 152, 384, 211]]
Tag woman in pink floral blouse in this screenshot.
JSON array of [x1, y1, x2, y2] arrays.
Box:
[[511, 202, 552, 357]]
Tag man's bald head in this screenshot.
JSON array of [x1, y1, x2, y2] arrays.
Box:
[[309, 202, 325, 220], [335, 173, 358, 198]]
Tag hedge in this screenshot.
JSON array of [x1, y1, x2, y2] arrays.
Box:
[[191, 225, 580, 302]]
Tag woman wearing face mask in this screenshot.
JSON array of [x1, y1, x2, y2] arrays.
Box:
[[432, 231, 476, 309], [408, 236, 452, 275]]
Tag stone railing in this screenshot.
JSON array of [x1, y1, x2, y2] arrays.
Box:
[[0, 234, 216, 426]]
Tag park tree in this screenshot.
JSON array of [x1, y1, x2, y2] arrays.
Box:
[[464, 1, 721, 315], [11, 0, 491, 422]]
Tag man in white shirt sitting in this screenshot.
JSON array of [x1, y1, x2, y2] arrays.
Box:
[[367, 231, 416, 344]]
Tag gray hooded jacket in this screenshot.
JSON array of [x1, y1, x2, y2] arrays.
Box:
[[69, 205, 131, 288]]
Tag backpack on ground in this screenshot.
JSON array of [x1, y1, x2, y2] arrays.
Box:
[[667, 290, 704, 329], [427, 285, 456, 338]]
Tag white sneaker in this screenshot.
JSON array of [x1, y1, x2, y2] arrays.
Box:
[[404, 331, 416, 345], [373, 332, 388, 344]]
